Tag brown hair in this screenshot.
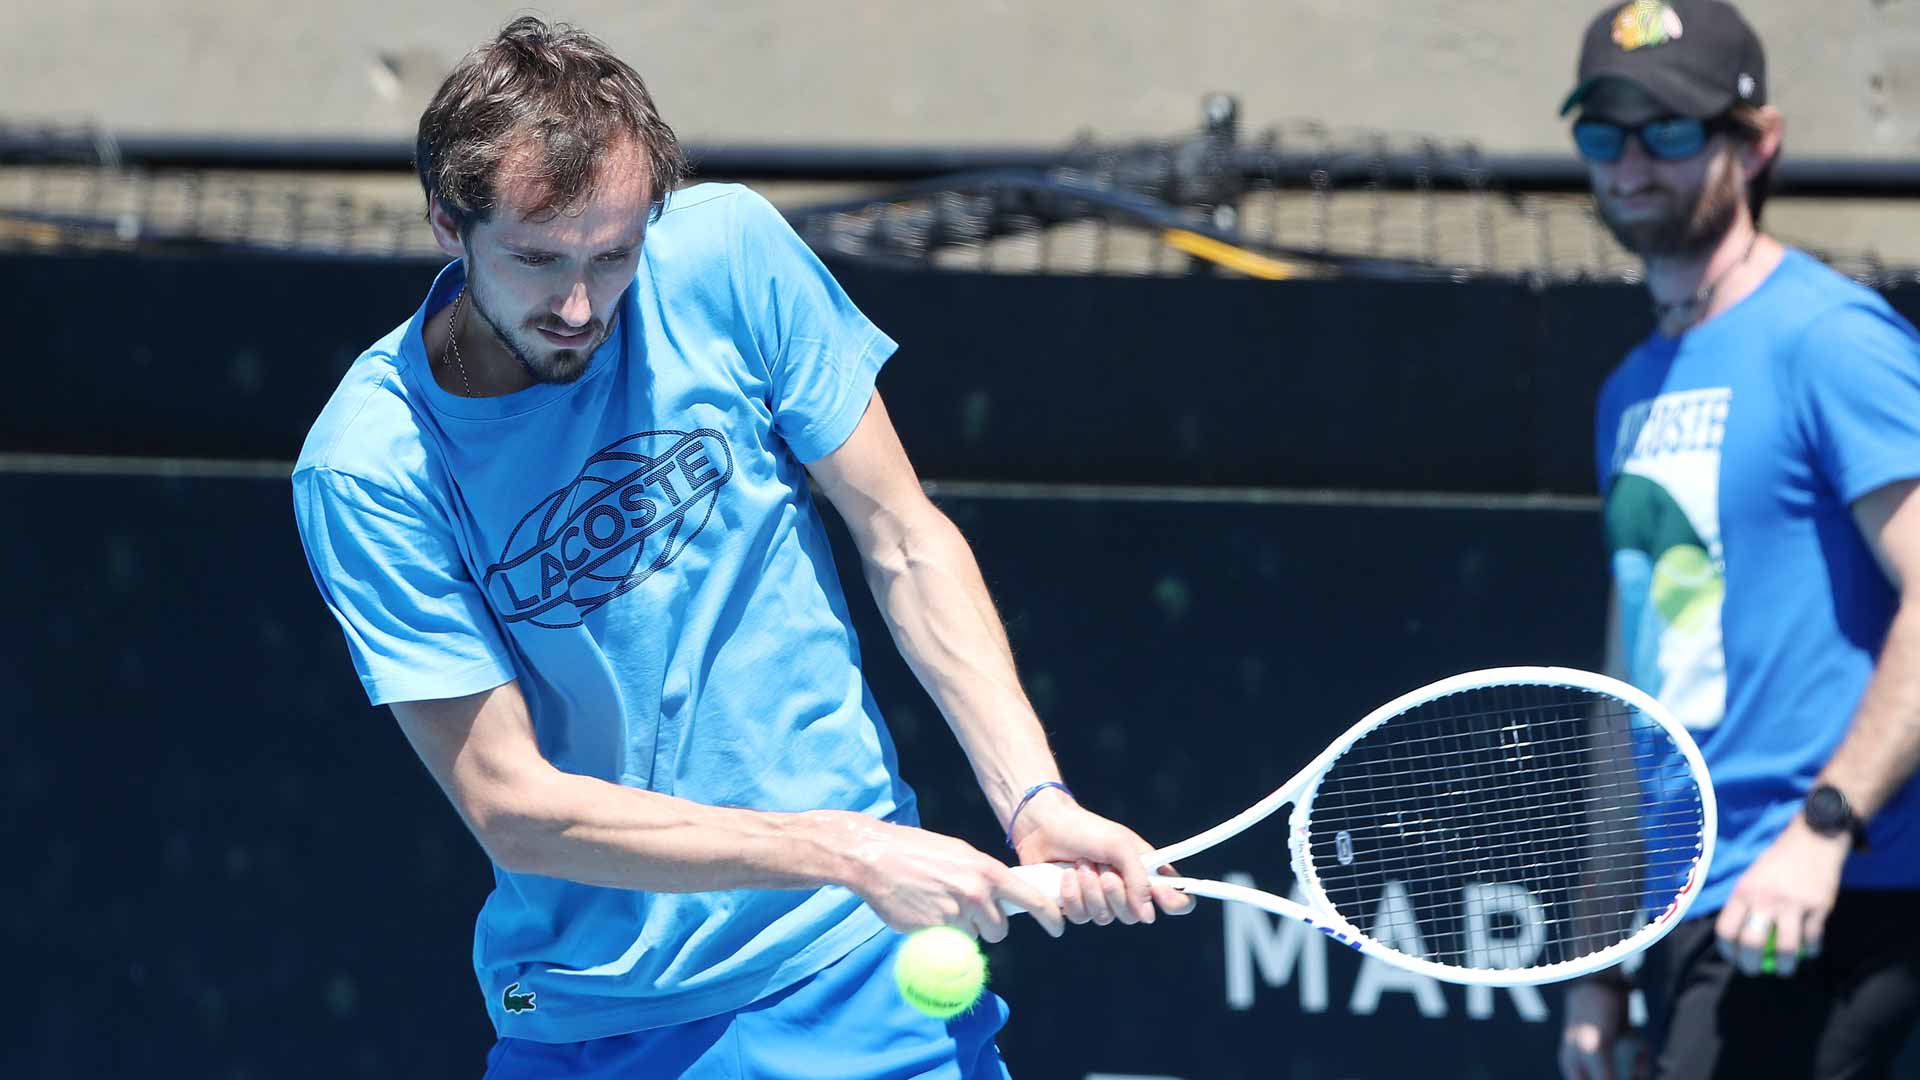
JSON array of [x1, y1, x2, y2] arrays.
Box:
[[1721, 104, 1776, 226], [415, 17, 687, 235]]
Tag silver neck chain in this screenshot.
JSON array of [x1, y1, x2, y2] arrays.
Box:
[[1654, 232, 1760, 332], [445, 290, 474, 397]]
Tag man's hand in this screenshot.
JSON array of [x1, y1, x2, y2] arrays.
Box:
[[832, 814, 1066, 942], [1008, 788, 1196, 926], [1559, 978, 1642, 1080], [1712, 816, 1849, 976]]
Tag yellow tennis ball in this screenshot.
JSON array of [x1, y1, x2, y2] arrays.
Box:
[[894, 927, 987, 1020]]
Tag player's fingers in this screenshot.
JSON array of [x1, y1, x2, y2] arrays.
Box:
[[1149, 874, 1194, 916], [1076, 861, 1115, 925], [1104, 839, 1159, 924], [1096, 865, 1138, 925], [1802, 909, 1826, 963], [993, 869, 1063, 938], [1783, 905, 1830, 973], [1770, 933, 1799, 977], [1712, 901, 1746, 964], [1769, 912, 1805, 978], [971, 880, 1014, 944], [1732, 910, 1773, 976], [1770, 910, 1805, 957], [1057, 859, 1089, 925], [973, 910, 1008, 944]]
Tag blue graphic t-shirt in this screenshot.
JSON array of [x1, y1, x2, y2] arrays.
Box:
[[292, 184, 911, 1041], [1595, 248, 1920, 916]]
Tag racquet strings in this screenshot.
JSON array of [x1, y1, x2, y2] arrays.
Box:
[[1303, 682, 1706, 972]]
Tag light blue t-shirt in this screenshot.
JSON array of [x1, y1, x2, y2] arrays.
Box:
[[1595, 248, 1920, 916], [293, 184, 912, 1042]]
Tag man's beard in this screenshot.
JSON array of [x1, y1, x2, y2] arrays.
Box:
[[1596, 156, 1743, 259], [466, 278, 613, 386]]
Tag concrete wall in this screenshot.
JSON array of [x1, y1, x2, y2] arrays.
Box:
[[8, 1, 1920, 155]]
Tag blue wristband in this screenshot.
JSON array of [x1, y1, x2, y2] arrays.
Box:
[[1004, 781, 1075, 850]]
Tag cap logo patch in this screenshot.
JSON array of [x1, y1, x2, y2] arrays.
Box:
[[1611, 0, 1684, 51]]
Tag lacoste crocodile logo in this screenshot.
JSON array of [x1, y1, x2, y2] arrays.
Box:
[[501, 981, 537, 1014]]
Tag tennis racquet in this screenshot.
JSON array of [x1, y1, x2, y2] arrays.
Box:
[[1006, 667, 1715, 987]]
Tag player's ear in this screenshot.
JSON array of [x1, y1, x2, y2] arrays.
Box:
[[428, 199, 469, 260], [1739, 106, 1784, 183]]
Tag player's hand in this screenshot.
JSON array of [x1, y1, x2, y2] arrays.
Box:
[[832, 814, 1066, 942], [1713, 815, 1847, 977], [1008, 790, 1195, 926], [1558, 977, 1642, 1080]]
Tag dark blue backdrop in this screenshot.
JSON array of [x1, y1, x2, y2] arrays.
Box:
[[6, 249, 1919, 1078], [3, 469, 1611, 1079], [0, 250, 1670, 493]]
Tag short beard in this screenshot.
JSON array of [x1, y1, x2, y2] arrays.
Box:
[[1597, 155, 1743, 259], [463, 270, 609, 386]]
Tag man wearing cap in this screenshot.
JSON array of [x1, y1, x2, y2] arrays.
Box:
[[1554, 2, 1920, 1077]]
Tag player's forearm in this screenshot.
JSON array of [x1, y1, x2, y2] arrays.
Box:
[[858, 507, 1062, 824], [1818, 598, 1920, 819], [473, 771, 877, 892]]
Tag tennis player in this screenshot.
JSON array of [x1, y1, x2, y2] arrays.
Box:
[[292, 17, 1189, 1078], [1553, 3, 1920, 1077]]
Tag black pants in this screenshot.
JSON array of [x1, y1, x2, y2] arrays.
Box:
[[1645, 890, 1920, 1080]]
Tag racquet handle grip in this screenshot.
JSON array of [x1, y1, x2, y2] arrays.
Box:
[[998, 861, 1072, 915], [998, 855, 1170, 916]]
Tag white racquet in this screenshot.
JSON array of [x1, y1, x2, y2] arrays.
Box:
[[1006, 667, 1715, 987]]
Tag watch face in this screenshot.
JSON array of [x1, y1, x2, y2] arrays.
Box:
[[1806, 785, 1850, 832]]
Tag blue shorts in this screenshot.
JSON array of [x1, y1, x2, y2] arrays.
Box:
[[482, 929, 1015, 1079]]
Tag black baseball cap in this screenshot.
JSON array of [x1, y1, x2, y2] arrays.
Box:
[[1559, 0, 1767, 118]]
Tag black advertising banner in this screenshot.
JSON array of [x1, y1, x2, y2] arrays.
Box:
[[19, 250, 1920, 495]]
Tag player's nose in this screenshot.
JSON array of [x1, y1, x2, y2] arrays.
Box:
[[556, 282, 592, 327]]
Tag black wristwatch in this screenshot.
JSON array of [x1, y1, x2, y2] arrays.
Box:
[[1803, 784, 1869, 850]]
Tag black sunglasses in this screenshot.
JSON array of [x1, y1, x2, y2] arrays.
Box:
[[1572, 117, 1726, 163]]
